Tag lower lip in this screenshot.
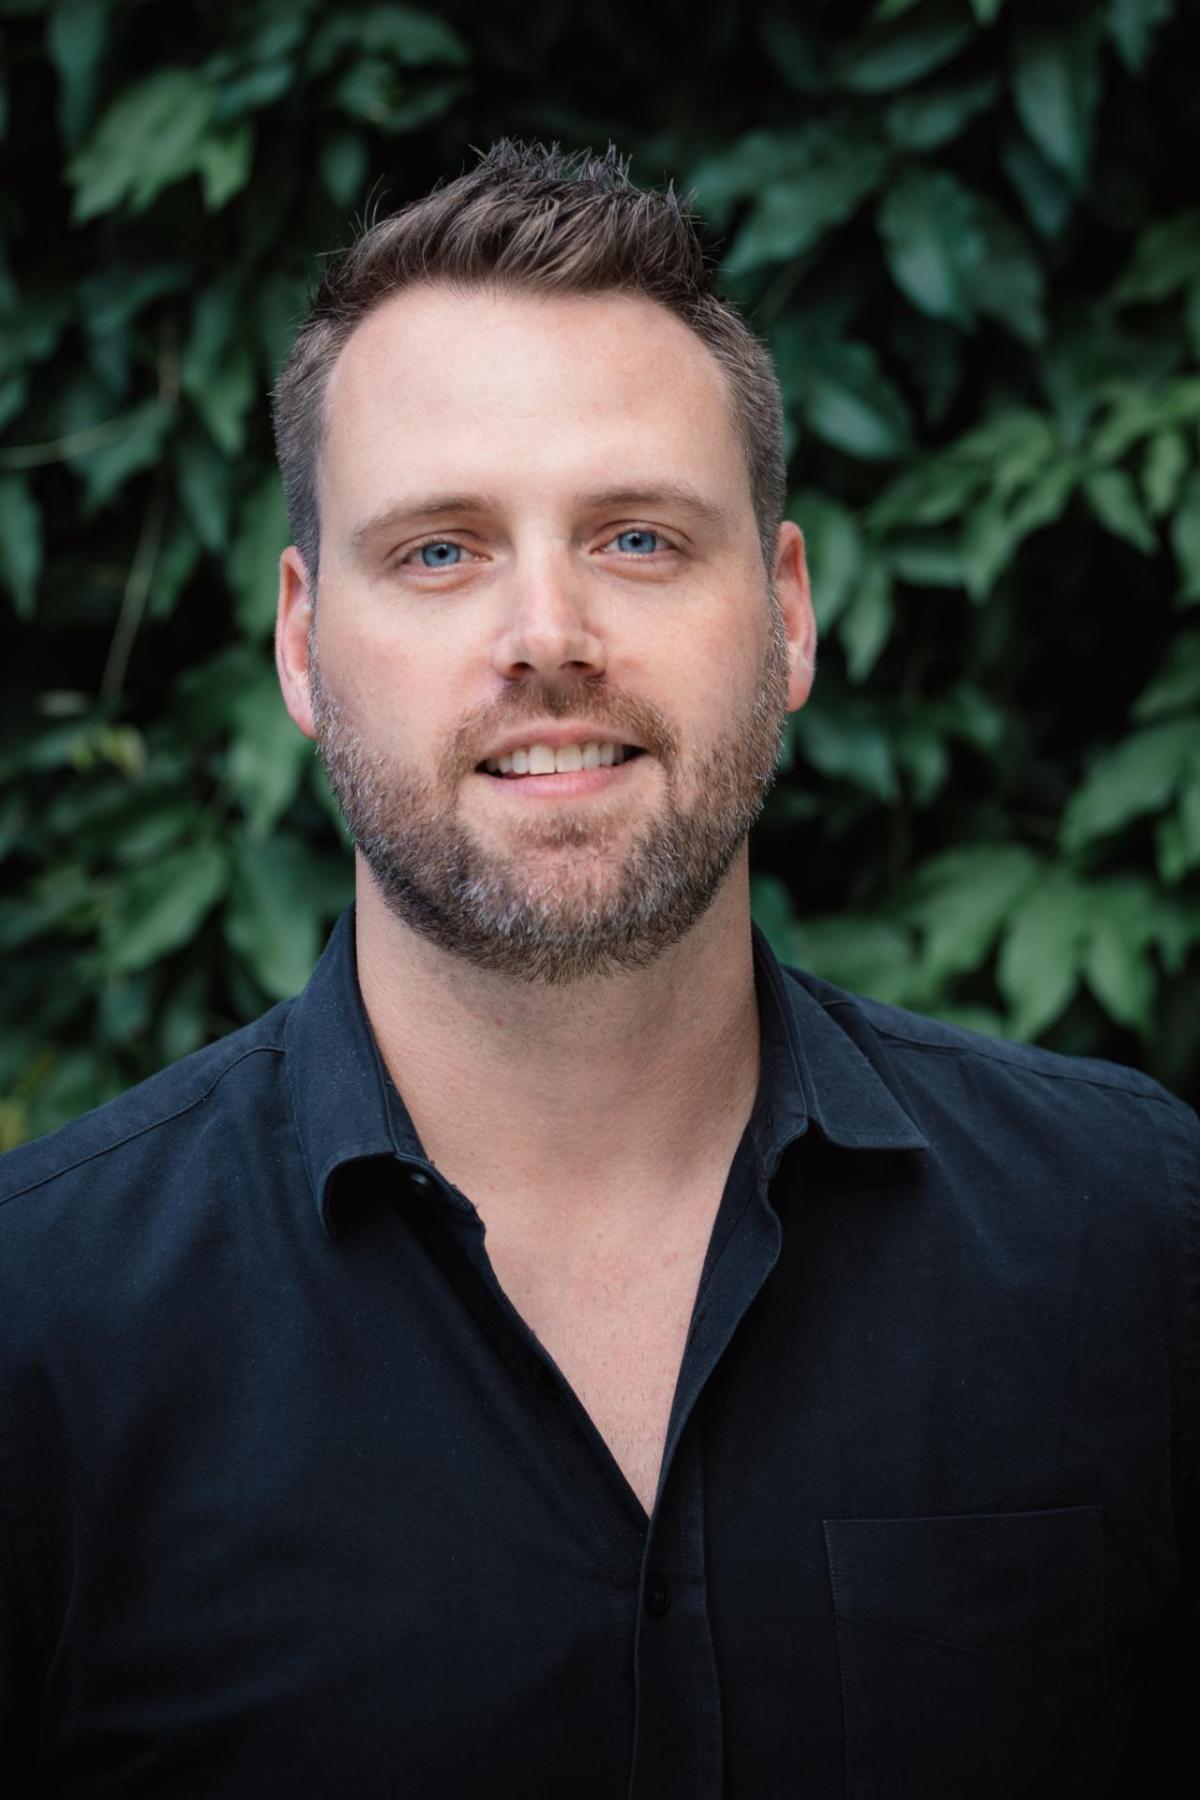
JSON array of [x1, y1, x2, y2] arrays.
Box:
[[473, 758, 645, 799]]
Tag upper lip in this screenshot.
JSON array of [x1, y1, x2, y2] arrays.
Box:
[[477, 724, 643, 763]]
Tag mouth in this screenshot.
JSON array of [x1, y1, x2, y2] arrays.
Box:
[[476, 741, 647, 779]]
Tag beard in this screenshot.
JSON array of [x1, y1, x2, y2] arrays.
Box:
[[310, 608, 790, 985]]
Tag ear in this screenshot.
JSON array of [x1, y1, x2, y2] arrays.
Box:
[[772, 520, 816, 712], [275, 546, 318, 741]]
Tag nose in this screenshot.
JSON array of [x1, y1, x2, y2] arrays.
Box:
[[490, 555, 607, 687]]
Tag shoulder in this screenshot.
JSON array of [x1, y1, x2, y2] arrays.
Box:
[[781, 962, 1199, 1163], [0, 1002, 293, 1216]]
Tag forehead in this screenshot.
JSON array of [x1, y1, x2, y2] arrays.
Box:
[[318, 283, 751, 521]]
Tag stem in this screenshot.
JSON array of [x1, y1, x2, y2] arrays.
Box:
[[100, 474, 168, 708], [0, 416, 137, 471]]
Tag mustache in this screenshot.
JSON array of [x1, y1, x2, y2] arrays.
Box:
[[440, 682, 679, 781]]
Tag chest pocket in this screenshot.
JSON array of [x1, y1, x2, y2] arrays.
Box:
[[823, 1506, 1110, 1800]]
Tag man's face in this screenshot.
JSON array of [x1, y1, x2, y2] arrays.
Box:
[[279, 284, 813, 982]]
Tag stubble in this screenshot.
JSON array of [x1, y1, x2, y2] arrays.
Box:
[[309, 609, 790, 985]]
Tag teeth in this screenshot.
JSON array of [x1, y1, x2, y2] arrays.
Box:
[[487, 740, 628, 775]]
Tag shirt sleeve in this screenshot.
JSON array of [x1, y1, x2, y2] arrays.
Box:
[[1114, 1094, 1200, 1785], [0, 1369, 43, 1790], [0, 1494, 40, 1788]]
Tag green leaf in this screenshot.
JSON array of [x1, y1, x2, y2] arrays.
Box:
[[689, 130, 799, 230], [895, 717, 950, 806], [959, 496, 1013, 599], [68, 69, 216, 219], [970, 203, 1046, 343], [997, 870, 1088, 1038], [885, 534, 963, 587], [1062, 720, 1200, 849], [225, 834, 324, 1000], [309, 5, 470, 73], [784, 337, 914, 461], [1106, 0, 1174, 75], [722, 126, 886, 273], [196, 120, 254, 209], [102, 843, 227, 973], [48, 0, 107, 147], [788, 915, 917, 1006], [1083, 469, 1156, 554], [835, 2, 974, 93], [0, 373, 26, 433], [209, 61, 294, 123], [181, 283, 255, 457], [839, 559, 893, 682], [1187, 282, 1200, 361], [255, 272, 307, 380], [869, 454, 983, 532], [1172, 471, 1200, 602], [1141, 430, 1190, 518], [1156, 814, 1191, 884], [1000, 129, 1073, 240], [229, 476, 289, 636], [331, 62, 466, 134], [1176, 760, 1200, 870], [1134, 633, 1200, 721], [148, 517, 202, 621], [791, 492, 863, 631], [224, 663, 312, 836], [1088, 378, 1200, 463], [1082, 878, 1161, 1030], [1114, 211, 1200, 305], [157, 964, 210, 1066], [756, 10, 824, 95], [1010, 20, 1102, 190], [175, 426, 233, 554], [0, 473, 41, 616], [0, 283, 73, 385], [750, 874, 807, 965], [877, 167, 984, 328], [319, 128, 369, 207], [885, 73, 999, 152], [900, 844, 1040, 982], [76, 399, 172, 513], [792, 696, 897, 800]]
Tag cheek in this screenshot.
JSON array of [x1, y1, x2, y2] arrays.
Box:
[[668, 609, 767, 732], [318, 620, 450, 755]]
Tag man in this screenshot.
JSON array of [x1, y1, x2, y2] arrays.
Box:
[[0, 142, 1195, 1798]]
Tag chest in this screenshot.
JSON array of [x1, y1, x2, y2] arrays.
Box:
[[482, 1203, 719, 1516]]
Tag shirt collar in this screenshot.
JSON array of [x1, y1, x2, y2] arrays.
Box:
[[749, 923, 929, 1168], [286, 907, 927, 1236], [283, 907, 428, 1235]]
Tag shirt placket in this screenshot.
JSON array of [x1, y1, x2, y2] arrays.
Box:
[[626, 1136, 785, 1799]]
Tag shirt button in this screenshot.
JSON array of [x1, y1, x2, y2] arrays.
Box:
[[408, 1170, 432, 1189], [644, 1575, 671, 1616]]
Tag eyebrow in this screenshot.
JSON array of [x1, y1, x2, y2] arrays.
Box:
[[346, 482, 731, 559]]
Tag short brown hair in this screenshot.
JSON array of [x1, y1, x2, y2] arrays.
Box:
[[272, 140, 786, 580]]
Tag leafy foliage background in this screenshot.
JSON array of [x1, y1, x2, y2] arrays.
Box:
[[2, 0, 1199, 1147]]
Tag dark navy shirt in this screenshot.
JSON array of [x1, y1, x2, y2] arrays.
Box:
[[1, 907, 1197, 1798]]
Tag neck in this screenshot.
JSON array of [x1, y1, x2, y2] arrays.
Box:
[[354, 851, 762, 1222]]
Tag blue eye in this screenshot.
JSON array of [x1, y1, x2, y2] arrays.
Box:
[[613, 529, 662, 555], [418, 541, 463, 567]]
